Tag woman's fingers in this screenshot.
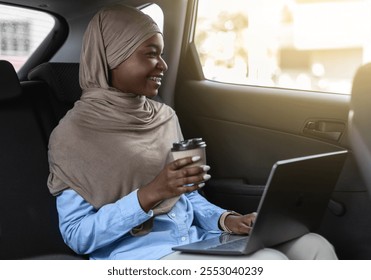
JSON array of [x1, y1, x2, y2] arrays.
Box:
[[153, 156, 211, 197], [174, 172, 211, 188], [180, 182, 206, 193], [170, 156, 201, 170], [177, 165, 210, 178], [168, 156, 211, 189], [225, 212, 258, 235], [139, 157, 210, 210]]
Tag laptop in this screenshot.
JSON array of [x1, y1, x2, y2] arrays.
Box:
[[172, 150, 348, 255]]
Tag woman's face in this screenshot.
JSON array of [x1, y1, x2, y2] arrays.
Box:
[[110, 33, 168, 97]]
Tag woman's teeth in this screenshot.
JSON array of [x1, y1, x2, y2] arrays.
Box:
[[149, 76, 162, 83]]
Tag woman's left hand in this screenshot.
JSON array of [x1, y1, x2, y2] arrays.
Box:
[[224, 212, 257, 235]]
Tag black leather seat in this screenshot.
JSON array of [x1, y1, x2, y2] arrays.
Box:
[[349, 63, 371, 191], [0, 60, 82, 259]]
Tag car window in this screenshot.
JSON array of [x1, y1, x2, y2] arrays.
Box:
[[195, 0, 371, 95], [142, 3, 164, 33], [0, 4, 55, 72]]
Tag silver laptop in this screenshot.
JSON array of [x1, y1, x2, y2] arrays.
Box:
[[172, 150, 348, 255]]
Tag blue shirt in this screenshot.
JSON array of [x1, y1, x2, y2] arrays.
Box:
[[56, 188, 225, 259]]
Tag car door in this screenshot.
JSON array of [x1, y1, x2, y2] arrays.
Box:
[[173, 0, 371, 260]]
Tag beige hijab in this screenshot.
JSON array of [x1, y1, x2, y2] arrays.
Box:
[[47, 5, 182, 235]]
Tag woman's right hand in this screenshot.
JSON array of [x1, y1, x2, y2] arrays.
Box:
[[137, 156, 210, 212]]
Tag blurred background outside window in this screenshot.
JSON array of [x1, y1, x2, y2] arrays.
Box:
[[195, 0, 371, 94], [0, 4, 54, 71]]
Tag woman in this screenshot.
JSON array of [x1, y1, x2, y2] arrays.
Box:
[[47, 4, 337, 260]]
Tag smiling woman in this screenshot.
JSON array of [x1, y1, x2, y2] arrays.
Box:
[[0, 0, 368, 265], [47, 4, 220, 259], [41, 3, 339, 261], [111, 33, 168, 98]]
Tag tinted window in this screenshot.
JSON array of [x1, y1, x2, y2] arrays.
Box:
[[142, 3, 164, 33], [0, 4, 54, 71], [195, 0, 371, 94]]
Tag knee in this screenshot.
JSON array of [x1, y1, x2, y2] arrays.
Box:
[[257, 248, 289, 260], [274, 232, 338, 260], [299, 233, 338, 260]]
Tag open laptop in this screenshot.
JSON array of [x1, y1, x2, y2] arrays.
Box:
[[172, 150, 348, 255]]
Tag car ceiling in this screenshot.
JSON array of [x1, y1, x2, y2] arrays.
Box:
[[0, 0, 154, 20]]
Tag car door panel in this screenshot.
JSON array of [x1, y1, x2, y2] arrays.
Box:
[[175, 75, 349, 181], [174, 41, 371, 259]]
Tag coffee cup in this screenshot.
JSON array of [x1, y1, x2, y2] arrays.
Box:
[[170, 138, 207, 167]]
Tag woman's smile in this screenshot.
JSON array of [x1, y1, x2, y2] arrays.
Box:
[[111, 33, 167, 97], [148, 75, 163, 87]]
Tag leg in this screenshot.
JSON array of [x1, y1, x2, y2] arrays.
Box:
[[161, 248, 288, 260], [274, 233, 338, 260]]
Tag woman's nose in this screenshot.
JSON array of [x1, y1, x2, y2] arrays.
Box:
[[157, 56, 168, 72]]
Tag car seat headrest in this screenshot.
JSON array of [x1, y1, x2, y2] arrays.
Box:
[[349, 62, 371, 189], [0, 60, 22, 100], [350, 63, 371, 129], [28, 62, 81, 104]]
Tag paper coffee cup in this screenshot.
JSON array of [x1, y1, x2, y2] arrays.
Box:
[[170, 138, 206, 167]]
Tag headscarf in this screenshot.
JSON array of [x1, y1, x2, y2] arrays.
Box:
[[47, 5, 183, 235]]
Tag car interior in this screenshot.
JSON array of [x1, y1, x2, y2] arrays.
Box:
[[349, 63, 371, 192], [0, 0, 370, 260]]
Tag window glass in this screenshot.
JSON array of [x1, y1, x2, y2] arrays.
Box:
[[0, 4, 55, 71], [195, 0, 371, 94], [142, 4, 164, 33]]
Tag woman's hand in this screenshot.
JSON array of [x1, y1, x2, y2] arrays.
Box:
[[224, 212, 257, 235], [137, 156, 210, 212]]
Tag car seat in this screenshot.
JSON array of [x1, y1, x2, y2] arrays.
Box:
[[0, 60, 82, 259], [349, 63, 371, 191]]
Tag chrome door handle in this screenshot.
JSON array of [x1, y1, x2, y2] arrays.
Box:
[[303, 120, 345, 142]]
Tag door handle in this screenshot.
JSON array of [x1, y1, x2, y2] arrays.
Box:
[[303, 120, 345, 142]]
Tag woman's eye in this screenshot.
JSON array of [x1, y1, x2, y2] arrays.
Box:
[[147, 52, 157, 57]]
